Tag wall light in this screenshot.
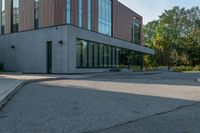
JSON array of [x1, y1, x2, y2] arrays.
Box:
[[11, 45, 15, 49]]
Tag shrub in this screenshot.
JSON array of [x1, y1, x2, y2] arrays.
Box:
[[131, 65, 142, 72], [172, 66, 200, 72], [193, 65, 200, 71]]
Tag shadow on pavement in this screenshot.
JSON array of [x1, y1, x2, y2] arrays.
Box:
[[0, 82, 199, 133], [82, 72, 200, 87]]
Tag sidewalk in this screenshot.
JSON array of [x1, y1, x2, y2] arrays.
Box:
[[0, 78, 23, 109], [0, 71, 172, 109], [0, 73, 87, 109]]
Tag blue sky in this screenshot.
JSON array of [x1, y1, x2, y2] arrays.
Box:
[[118, 0, 200, 24]]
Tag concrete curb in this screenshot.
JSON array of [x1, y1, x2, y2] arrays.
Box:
[[88, 71, 162, 78], [0, 77, 67, 110]]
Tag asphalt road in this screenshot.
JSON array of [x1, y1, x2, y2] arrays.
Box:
[[0, 72, 200, 133]]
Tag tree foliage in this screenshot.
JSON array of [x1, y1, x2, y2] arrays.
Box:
[[144, 6, 200, 67]]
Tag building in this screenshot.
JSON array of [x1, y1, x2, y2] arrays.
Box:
[[0, 0, 154, 74]]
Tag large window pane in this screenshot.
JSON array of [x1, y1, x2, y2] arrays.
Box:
[[119, 49, 129, 68], [99, 44, 104, 67], [103, 45, 108, 67], [121, 49, 128, 67], [78, 0, 83, 27], [66, 0, 71, 24], [82, 40, 88, 67], [130, 52, 143, 71], [98, 0, 112, 36], [34, 0, 39, 29], [87, 0, 91, 30], [94, 43, 99, 67], [132, 17, 141, 45], [12, 0, 19, 33], [76, 39, 143, 69], [88, 42, 94, 68], [108, 46, 112, 67], [112, 47, 116, 67], [76, 40, 82, 67], [116, 48, 120, 67]]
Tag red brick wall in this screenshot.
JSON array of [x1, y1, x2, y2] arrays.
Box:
[[91, 0, 98, 32], [54, 0, 66, 26], [5, 0, 11, 33], [19, 0, 34, 31], [112, 0, 143, 44]]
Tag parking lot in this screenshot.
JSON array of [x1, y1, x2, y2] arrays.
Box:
[[0, 72, 200, 133]]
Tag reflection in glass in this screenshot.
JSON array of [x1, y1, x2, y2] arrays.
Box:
[[88, 42, 94, 67], [34, 0, 39, 29], [12, 0, 19, 33], [76, 39, 144, 70], [78, 0, 83, 27], [98, 0, 112, 36], [66, 0, 71, 24]]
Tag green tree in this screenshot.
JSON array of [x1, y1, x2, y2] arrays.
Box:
[[144, 6, 200, 67]]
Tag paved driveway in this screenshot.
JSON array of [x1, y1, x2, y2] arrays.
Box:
[[0, 72, 200, 133]]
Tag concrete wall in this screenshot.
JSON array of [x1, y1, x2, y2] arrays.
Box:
[[0, 25, 154, 74], [0, 26, 69, 73]]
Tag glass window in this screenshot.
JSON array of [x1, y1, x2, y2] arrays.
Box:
[[116, 48, 120, 67], [88, 42, 94, 67], [87, 0, 91, 30], [66, 0, 71, 24], [98, 0, 112, 36], [112, 47, 116, 67], [133, 52, 143, 70], [34, 0, 39, 29], [108, 46, 112, 67], [78, 0, 83, 27], [93, 43, 99, 67], [82, 40, 88, 67], [11, 0, 19, 33], [99, 44, 104, 67], [132, 17, 141, 45], [76, 40, 82, 67], [121, 49, 129, 68], [1, 0, 5, 34], [76, 39, 144, 69], [103, 45, 108, 67], [129, 51, 135, 67], [119, 48, 129, 68]]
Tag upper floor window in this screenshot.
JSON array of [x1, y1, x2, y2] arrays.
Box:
[[98, 0, 112, 36], [78, 0, 82, 27], [11, 0, 19, 33], [34, 0, 39, 29], [132, 17, 141, 45], [66, 0, 71, 24], [1, 0, 5, 34], [87, 0, 91, 30]]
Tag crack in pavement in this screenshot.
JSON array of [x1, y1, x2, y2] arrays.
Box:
[[83, 101, 200, 133]]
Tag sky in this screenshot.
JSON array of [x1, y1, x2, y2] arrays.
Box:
[[118, 0, 200, 24]]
